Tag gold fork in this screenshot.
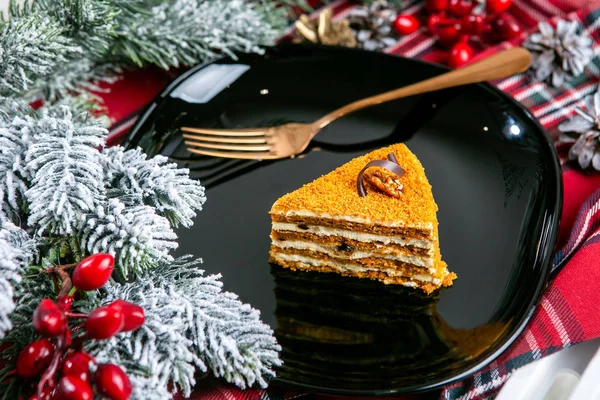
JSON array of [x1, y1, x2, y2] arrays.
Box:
[[182, 47, 531, 160]]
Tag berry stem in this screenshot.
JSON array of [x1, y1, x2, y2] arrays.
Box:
[[43, 263, 77, 274], [37, 335, 65, 397], [43, 263, 77, 296], [66, 312, 89, 319], [56, 269, 73, 298]]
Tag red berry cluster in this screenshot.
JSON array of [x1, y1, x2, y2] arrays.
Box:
[[15, 254, 144, 400], [392, 0, 521, 68]]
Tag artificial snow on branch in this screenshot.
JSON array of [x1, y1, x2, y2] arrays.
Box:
[[28, 58, 120, 104], [25, 106, 107, 235], [26, 0, 121, 101], [0, 12, 81, 96], [38, 0, 119, 56], [86, 257, 282, 400], [103, 146, 207, 228], [110, 0, 281, 69], [0, 112, 32, 220], [0, 0, 290, 105], [0, 221, 37, 339], [81, 198, 178, 279]]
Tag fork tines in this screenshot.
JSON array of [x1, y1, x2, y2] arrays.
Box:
[[181, 126, 275, 160]]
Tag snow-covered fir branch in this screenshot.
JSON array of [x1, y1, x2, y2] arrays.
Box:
[[109, 0, 281, 69], [25, 106, 107, 235], [0, 112, 33, 220], [38, 0, 119, 57], [0, 12, 82, 96], [81, 198, 178, 279], [24, 0, 121, 101], [0, 221, 37, 339], [0, 99, 200, 279], [0, 0, 288, 105], [103, 146, 206, 228], [27, 58, 120, 104], [86, 257, 282, 399]]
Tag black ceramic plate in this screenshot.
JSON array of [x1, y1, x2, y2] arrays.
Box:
[[122, 44, 562, 397]]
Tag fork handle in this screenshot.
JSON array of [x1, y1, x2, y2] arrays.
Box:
[[314, 47, 532, 130]]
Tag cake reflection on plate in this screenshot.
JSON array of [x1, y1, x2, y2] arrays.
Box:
[[271, 265, 507, 389]]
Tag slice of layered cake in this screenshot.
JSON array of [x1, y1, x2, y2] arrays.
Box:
[[269, 143, 456, 293]]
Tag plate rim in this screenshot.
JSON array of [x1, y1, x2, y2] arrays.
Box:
[[123, 43, 564, 397]]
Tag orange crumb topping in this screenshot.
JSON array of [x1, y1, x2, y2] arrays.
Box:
[[270, 143, 438, 228]]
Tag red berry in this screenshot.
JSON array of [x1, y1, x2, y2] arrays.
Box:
[[437, 24, 462, 48], [448, 42, 473, 68], [95, 364, 132, 400], [491, 13, 522, 41], [486, 0, 512, 14], [54, 376, 92, 400], [448, 0, 473, 16], [393, 14, 420, 35], [109, 300, 145, 332], [426, 0, 448, 13], [33, 299, 67, 337], [72, 253, 114, 291], [86, 306, 124, 340], [62, 352, 95, 383], [427, 13, 445, 31], [57, 295, 73, 312], [16, 339, 54, 378], [461, 14, 485, 35], [27, 387, 52, 400]]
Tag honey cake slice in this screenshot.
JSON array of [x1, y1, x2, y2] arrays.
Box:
[[268, 143, 456, 294]]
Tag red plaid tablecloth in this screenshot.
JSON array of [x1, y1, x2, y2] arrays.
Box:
[[100, 1, 600, 398]]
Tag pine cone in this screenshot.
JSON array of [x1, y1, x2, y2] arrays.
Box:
[[294, 9, 357, 47], [347, 0, 398, 51], [523, 20, 594, 88], [558, 88, 600, 171]]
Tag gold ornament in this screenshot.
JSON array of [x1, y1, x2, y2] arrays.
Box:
[[294, 8, 357, 48]]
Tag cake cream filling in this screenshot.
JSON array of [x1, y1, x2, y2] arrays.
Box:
[[272, 222, 433, 249], [271, 239, 434, 269], [275, 210, 434, 230], [273, 253, 442, 285]]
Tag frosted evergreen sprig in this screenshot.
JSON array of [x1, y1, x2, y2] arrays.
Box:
[[26, 0, 121, 101], [0, 221, 37, 339], [25, 106, 107, 235], [0, 115, 33, 220], [0, 13, 82, 96], [110, 0, 281, 69], [85, 257, 282, 399], [1, 0, 291, 106], [103, 146, 206, 228], [38, 0, 120, 57], [27, 57, 120, 104], [81, 199, 178, 279]]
